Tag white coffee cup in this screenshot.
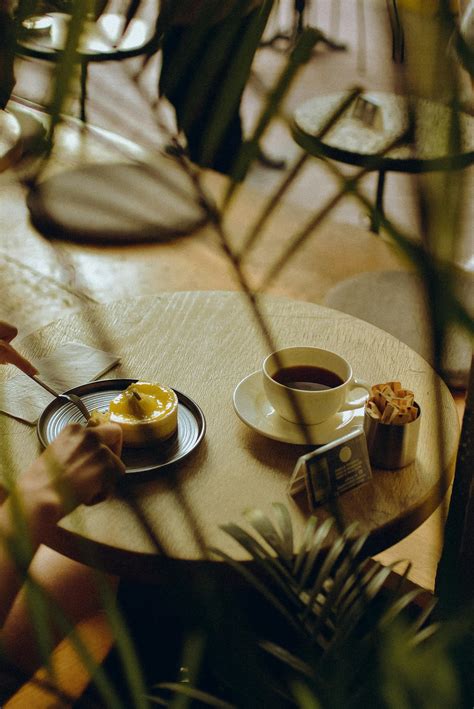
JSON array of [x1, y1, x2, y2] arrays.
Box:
[[263, 346, 371, 425]]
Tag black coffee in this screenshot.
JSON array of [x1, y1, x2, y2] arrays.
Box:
[[273, 365, 344, 391]]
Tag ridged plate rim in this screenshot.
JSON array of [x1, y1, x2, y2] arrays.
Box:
[[37, 378, 206, 479]]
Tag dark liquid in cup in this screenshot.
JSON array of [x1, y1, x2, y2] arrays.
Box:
[[273, 365, 344, 391]]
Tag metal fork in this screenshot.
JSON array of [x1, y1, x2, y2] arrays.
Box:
[[28, 373, 91, 421]]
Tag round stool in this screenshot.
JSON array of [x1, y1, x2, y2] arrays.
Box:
[[324, 269, 473, 388]]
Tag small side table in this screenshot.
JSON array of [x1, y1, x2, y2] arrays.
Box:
[[292, 91, 474, 232], [16, 12, 157, 122]]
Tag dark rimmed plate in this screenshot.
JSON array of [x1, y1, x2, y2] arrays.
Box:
[[37, 379, 206, 478]]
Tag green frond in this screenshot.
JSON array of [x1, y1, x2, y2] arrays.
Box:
[[271, 502, 294, 561], [293, 514, 319, 577], [154, 683, 236, 709], [298, 518, 335, 591], [209, 546, 305, 636], [243, 507, 289, 562]]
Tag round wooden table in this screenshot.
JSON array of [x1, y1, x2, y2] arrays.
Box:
[[292, 91, 474, 232], [0, 292, 460, 579]]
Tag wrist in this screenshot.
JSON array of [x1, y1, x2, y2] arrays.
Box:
[[2, 492, 61, 553], [8, 462, 64, 548]]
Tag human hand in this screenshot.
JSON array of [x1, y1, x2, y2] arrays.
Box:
[[0, 322, 38, 376], [16, 423, 125, 544]]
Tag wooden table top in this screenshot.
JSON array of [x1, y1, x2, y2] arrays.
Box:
[[0, 292, 460, 579], [293, 91, 474, 173]]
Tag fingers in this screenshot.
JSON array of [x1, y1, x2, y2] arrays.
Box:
[[0, 341, 38, 376], [83, 446, 125, 506], [83, 441, 125, 505], [0, 322, 38, 375], [90, 422, 124, 458], [0, 321, 18, 342], [57, 424, 125, 508]]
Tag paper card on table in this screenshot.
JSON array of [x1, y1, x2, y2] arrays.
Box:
[[287, 458, 308, 497], [0, 342, 120, 425], [288, 430, 372, 510]]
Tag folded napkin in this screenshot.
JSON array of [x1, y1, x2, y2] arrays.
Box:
[[0, 342, 120, 425]]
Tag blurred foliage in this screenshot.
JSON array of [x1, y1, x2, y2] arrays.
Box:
[[152, 505, 473, 707]]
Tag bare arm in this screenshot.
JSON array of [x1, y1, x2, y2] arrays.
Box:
[[0, 423, 124, 628]]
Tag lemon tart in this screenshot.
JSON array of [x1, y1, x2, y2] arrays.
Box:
[[90, 381, 178, 447]]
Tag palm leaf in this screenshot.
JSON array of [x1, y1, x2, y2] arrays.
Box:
[[23, 580, 57, 678], [259, 640, 315, 679], [100, 587, 150, 709], [227, 25, 322, 190], [217, 505, 439, 669], [408, 623, 440, 647], [243, 507, 289, 562], [301, 533, 349, 621], [307, 533, 369, 640], [297, 518, 335, 590], [209, 546, 305, 636], [293, 514, 318, 577], [46, 0, 89, 146], [154, 683, 235, 709], [218, 523, 305, 613], [379, 589, 435, 631], [291, 680, 323, 709], [0, 565, 126, 707], [336, 559, 395, 618], [166, 632, 205, 709], [335, 564, 395, 634], [271, 502, 294, 562]]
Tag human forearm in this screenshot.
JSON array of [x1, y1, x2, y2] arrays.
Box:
[[0, 527, 32, 630], [0, 488, 62, 628], [0, 423, 124, 629]]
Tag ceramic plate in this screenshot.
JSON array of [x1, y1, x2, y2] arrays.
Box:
[[37, 378, 206, 478], [233, 370, 364, 445]]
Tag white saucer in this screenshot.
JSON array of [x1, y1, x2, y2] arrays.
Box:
[[233, 371, 364, 446]]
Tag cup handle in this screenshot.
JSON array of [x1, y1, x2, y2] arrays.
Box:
[[340, 378, 371, 410]]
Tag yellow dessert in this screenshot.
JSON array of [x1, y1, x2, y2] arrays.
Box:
[[90, 382, 178, 447]]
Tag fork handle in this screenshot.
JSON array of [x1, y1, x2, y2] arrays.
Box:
[[62, 394, 91, 421]]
